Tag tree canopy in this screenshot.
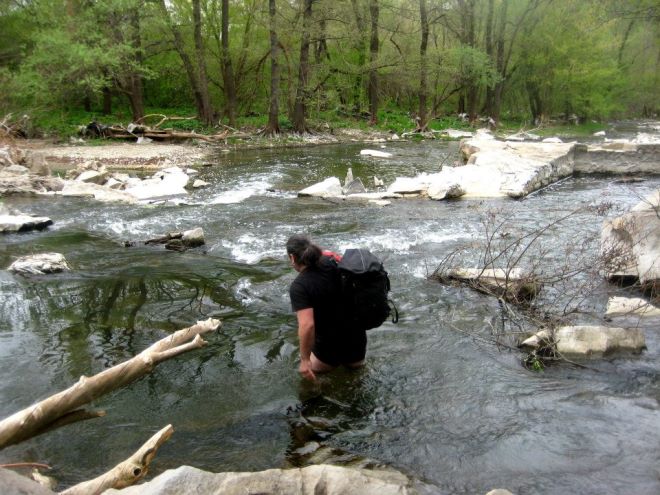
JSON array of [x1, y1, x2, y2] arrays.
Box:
[[0, 0, 657, 132]]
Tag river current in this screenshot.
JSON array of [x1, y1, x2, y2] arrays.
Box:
[[1, 136, 659, 494]]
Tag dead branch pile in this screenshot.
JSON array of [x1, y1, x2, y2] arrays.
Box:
[[80, 114, 249, 142], [1, 113, 29, 139]]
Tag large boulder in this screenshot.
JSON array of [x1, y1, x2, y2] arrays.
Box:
[[8, 252, 70, 274], [601, 190, 660, 295], [458, 139, 575, 198], [520, 325, 646, 358], [104, 464, 416, 495]]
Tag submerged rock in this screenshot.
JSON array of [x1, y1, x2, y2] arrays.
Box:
[[360, 149, 393, 158], [144, 227, 205, 251], [520, 325, 646, 358], [8, 252, 70, 274]]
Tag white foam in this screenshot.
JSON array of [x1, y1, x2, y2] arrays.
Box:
[[221, 233, 286, 264], [233, 278, 255, 306], [335, 227, 473, 254], [208, 174, 280, 204]]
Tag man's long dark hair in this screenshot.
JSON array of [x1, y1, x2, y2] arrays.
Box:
[[286, 234, 322, 268]]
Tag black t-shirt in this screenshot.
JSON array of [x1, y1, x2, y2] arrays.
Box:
[[290, 257, 343, 340]]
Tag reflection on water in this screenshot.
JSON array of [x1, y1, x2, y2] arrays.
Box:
[[1, 138, 659, 494]]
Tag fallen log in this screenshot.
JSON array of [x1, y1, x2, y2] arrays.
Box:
[[104, 126, 229, 142], [0, 318, 221, 450], [60, 424, 174, 495]]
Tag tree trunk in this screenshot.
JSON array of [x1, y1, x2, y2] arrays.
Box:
[[417, 0, 429, 131], [265, 0, 280, 134], [491, 0, 509, 123], [0, 318, 221, 449], [192, 0, 215, 126], [102, 87, 112, 115], [293, 0, 313, 133], [60, 425, 174, 495], [464, 0, 478, 122], [221, 0, 237, 126], [127, 7, 145, 122], [350, 0, 367, 115], [158, 0, 210, 126], [315, 18, 329, 63], [484, 0, 495, 117], [367, 0, 379, 125], [527, 81, 543, 124]]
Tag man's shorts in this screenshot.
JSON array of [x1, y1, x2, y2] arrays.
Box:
[[313, 330, 367, 366]]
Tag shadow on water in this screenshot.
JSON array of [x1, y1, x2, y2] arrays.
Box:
[[1, 136, 659, 493]]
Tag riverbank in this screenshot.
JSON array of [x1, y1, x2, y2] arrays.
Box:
[[17, 129, 399, 171]]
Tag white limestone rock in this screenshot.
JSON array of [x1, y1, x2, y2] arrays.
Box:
[[605, 297, 660, 317], [0, 214, 53, 233], [9, 252, 70, 275], [387, 173, 443, 196], [76, 169, 107, 184], [124, 167, 190, 200], [574, 143, 659, 174], [298, 177, 343, 198], [343, 177, 367, 195], [3, 164, 30, 175], [182, 227, 205, 248], [360, 149, 393, 158], [601, 190, 660, 292], [59, 182, 137, 203], [443, 129, 474, 139], [520, 325, 646, 358]]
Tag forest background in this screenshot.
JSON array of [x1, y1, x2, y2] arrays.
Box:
[[0, 0, 658, 138]]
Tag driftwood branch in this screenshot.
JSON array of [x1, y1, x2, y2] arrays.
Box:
[[60, 424, 174, 495], [105, 126, 229, 142], [0, 318, 221, 450], [134, 114, 197, 129]]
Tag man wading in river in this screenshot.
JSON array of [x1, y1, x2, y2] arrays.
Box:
[[286, 234, 367, 381]]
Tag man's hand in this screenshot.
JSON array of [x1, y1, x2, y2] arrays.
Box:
[[299, 358, 317, 382]]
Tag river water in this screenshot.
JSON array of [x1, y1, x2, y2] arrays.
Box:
[[1, 137, 659, 494]]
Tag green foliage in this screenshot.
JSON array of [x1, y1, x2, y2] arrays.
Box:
[[0, 0, 656, 137]]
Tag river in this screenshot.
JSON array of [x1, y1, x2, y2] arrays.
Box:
[[1, 136, 659, 494]]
